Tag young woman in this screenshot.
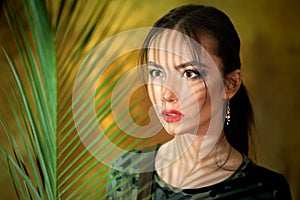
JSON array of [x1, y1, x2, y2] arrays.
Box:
[[106, 5, 291, 199]]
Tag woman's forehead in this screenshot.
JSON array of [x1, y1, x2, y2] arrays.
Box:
[[148, 30, 215, 68], [149, 30, 194, 58], [148, 49, 190, 67]]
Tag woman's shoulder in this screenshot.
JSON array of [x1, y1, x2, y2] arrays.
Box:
[[106, 145, 158, 199], [220, 156, 292, 199], [110, 145, 159, 174], [241, 157, 289, 185]]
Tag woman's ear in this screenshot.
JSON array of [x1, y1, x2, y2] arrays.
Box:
[[225, 69, 242, 99]]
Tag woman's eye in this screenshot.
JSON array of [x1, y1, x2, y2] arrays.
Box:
[[149, 69, 164, 78], [183, 70, 200, 79]]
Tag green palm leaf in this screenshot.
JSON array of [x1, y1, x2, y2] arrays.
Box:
[[2, 0, 57, 198], [0, 0, 168, 199]]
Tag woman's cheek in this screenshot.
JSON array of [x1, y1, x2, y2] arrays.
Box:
[[147, 84, 160, 104], [190, 81, 207, 105]]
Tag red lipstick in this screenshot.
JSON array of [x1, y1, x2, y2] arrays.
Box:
[[161, 109, 184, 122]]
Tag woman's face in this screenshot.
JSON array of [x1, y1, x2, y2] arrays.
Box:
[[146, 30, 224, 136]]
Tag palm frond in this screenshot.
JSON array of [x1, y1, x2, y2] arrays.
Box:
[[0, 0, 180, 198], [0, 0, 166, 199], [1, 0, 56, 198]]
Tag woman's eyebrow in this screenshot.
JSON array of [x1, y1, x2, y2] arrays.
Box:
[[175, 61, 203, 69], [147, 61, 163, 69], [147, 60, 204, 69]]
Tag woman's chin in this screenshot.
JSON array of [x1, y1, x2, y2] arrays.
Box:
[[166, 131, 181, 136], [162, 123, 181, 135]]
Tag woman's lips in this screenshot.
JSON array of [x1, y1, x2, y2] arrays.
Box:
[[161, 109, 184, 122]]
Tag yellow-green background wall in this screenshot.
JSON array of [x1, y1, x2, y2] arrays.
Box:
[[1, 0, 299, 199]]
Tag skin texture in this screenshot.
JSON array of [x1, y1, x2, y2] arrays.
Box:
[[146, 30, 243, 189]]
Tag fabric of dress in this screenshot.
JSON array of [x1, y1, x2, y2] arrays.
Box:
[[106, 146, 292, 200]]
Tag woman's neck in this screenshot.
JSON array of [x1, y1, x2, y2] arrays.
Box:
[[155, 132, 243, 189]]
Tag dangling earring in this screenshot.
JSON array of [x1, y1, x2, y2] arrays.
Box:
[[225, 100, 230, 125]]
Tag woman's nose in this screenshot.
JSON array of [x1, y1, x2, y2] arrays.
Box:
[[161, 87, 177, 103]]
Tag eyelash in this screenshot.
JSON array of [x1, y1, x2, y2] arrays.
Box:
[[149, 69, 201, 79], [183, 69, 201, 79], [149, 69, 164, 78]]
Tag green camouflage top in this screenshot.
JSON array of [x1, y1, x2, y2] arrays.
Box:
[[106, 147, 291, 200]]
